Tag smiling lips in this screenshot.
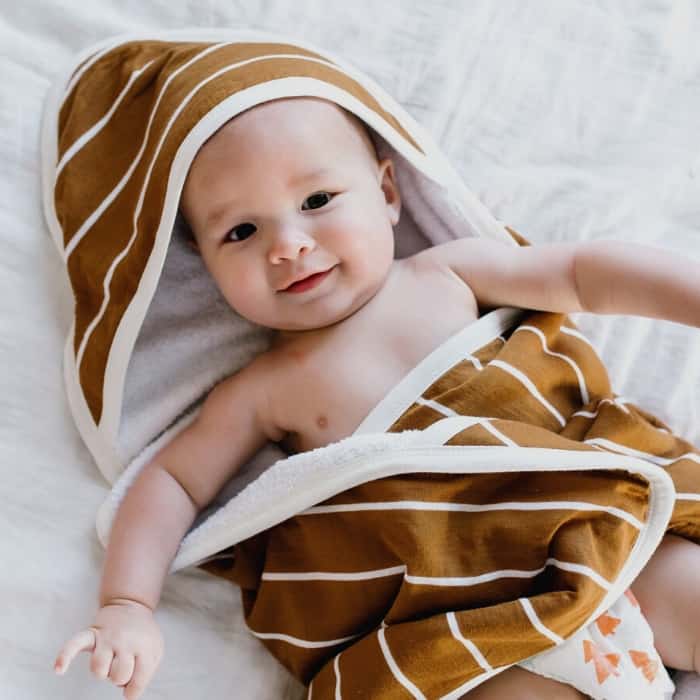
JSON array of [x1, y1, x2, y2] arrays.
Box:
[[280, 266, 335, 293]]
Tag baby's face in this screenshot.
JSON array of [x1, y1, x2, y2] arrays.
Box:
[[180, 97, 401, 332]]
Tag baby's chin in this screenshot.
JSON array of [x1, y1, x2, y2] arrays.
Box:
[[270, 309, 358, 333], [242, 303, 363, 336]]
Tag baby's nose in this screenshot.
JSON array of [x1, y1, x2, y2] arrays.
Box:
[[267, 225, 316, 262]]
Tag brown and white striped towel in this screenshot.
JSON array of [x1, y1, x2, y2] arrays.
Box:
[[194, 307, 699, 698]]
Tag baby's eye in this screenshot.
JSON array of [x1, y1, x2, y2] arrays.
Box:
[[224, 222, 257, 243], [301, 192, 333, 210]]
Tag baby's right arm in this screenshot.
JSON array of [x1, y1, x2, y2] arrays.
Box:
[[54, 362, 272, 699]]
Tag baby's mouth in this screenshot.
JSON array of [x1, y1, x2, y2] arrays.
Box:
[[280, 266, 336, 294]]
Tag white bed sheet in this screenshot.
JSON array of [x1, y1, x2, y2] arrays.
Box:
[[2, 1, 699, 698]]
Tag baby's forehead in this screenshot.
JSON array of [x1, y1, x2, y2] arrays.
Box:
[[242, 96, 358, 129], [221, 97, 377, 160]]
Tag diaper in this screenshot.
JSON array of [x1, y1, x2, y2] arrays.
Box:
[[519, 589, 675, 699]]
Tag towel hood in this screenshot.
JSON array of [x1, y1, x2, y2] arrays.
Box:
[[41, 29, 518, 484]]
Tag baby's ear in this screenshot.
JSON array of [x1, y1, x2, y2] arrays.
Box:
[[377, 158, 401, 226]]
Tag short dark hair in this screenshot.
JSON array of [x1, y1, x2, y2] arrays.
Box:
[[176, 209, 198, 250]]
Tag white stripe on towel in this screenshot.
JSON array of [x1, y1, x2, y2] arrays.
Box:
[[489, 360, 566, 427], [261, 561, 609, 589], [56, 60, 156, 179], [519, 598, 564, 645], [64, 42, 228, 260], [545, 557, 611, 590], [378, 627, 426, 699], [302, 499, 643, 529], [572, 397, 631, 419], [585, 438, 700, 467], [249, 629, 360, 648], [513, 325, 589, 405], [408, 409, 518, 446], [446, 612, 493, 672], [480, 420, 519, 446], [560, 325, 597, 351], [333, 654, 342, 700], [416, 397, 459, 417], [412, 410, 517, 447], [62, 44, 117, 102], [467, 355, 483, 370], [677, 493, 700, 502], [262, 565, 405, 581]]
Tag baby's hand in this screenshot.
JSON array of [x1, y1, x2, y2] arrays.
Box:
[[54, 599, 164, 700]]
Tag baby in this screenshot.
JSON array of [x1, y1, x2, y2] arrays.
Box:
[[54, 96, 700, 700]]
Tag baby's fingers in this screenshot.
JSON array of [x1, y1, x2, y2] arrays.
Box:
[[109, 652, 135, 688], [122, 655, 157, 700], [54, 628, 97, 675]]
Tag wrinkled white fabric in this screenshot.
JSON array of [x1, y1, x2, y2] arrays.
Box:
[[3, 1, 700, 699]]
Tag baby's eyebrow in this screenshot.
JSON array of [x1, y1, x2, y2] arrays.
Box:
[[203, 167, 336, 230], [287, 167, 335, 187], [204, 200, 243, 231]]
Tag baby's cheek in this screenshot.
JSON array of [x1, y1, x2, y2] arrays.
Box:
[[218, 266, 258, 310]]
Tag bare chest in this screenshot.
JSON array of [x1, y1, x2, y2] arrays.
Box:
[[271, 260, 480, 454]]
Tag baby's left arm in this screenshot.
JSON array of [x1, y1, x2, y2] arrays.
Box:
[[435, 237, 700, 327]]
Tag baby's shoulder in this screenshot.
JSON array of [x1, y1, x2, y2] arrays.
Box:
[[415, 236, 508, 267], [413, 235, 526, 291], [207, 352, 287, 442], [406, 239, 478, 288]]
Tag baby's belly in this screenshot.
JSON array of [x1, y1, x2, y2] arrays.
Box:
[[279, 364, 410, 454], [280, 321, 480, 454]]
